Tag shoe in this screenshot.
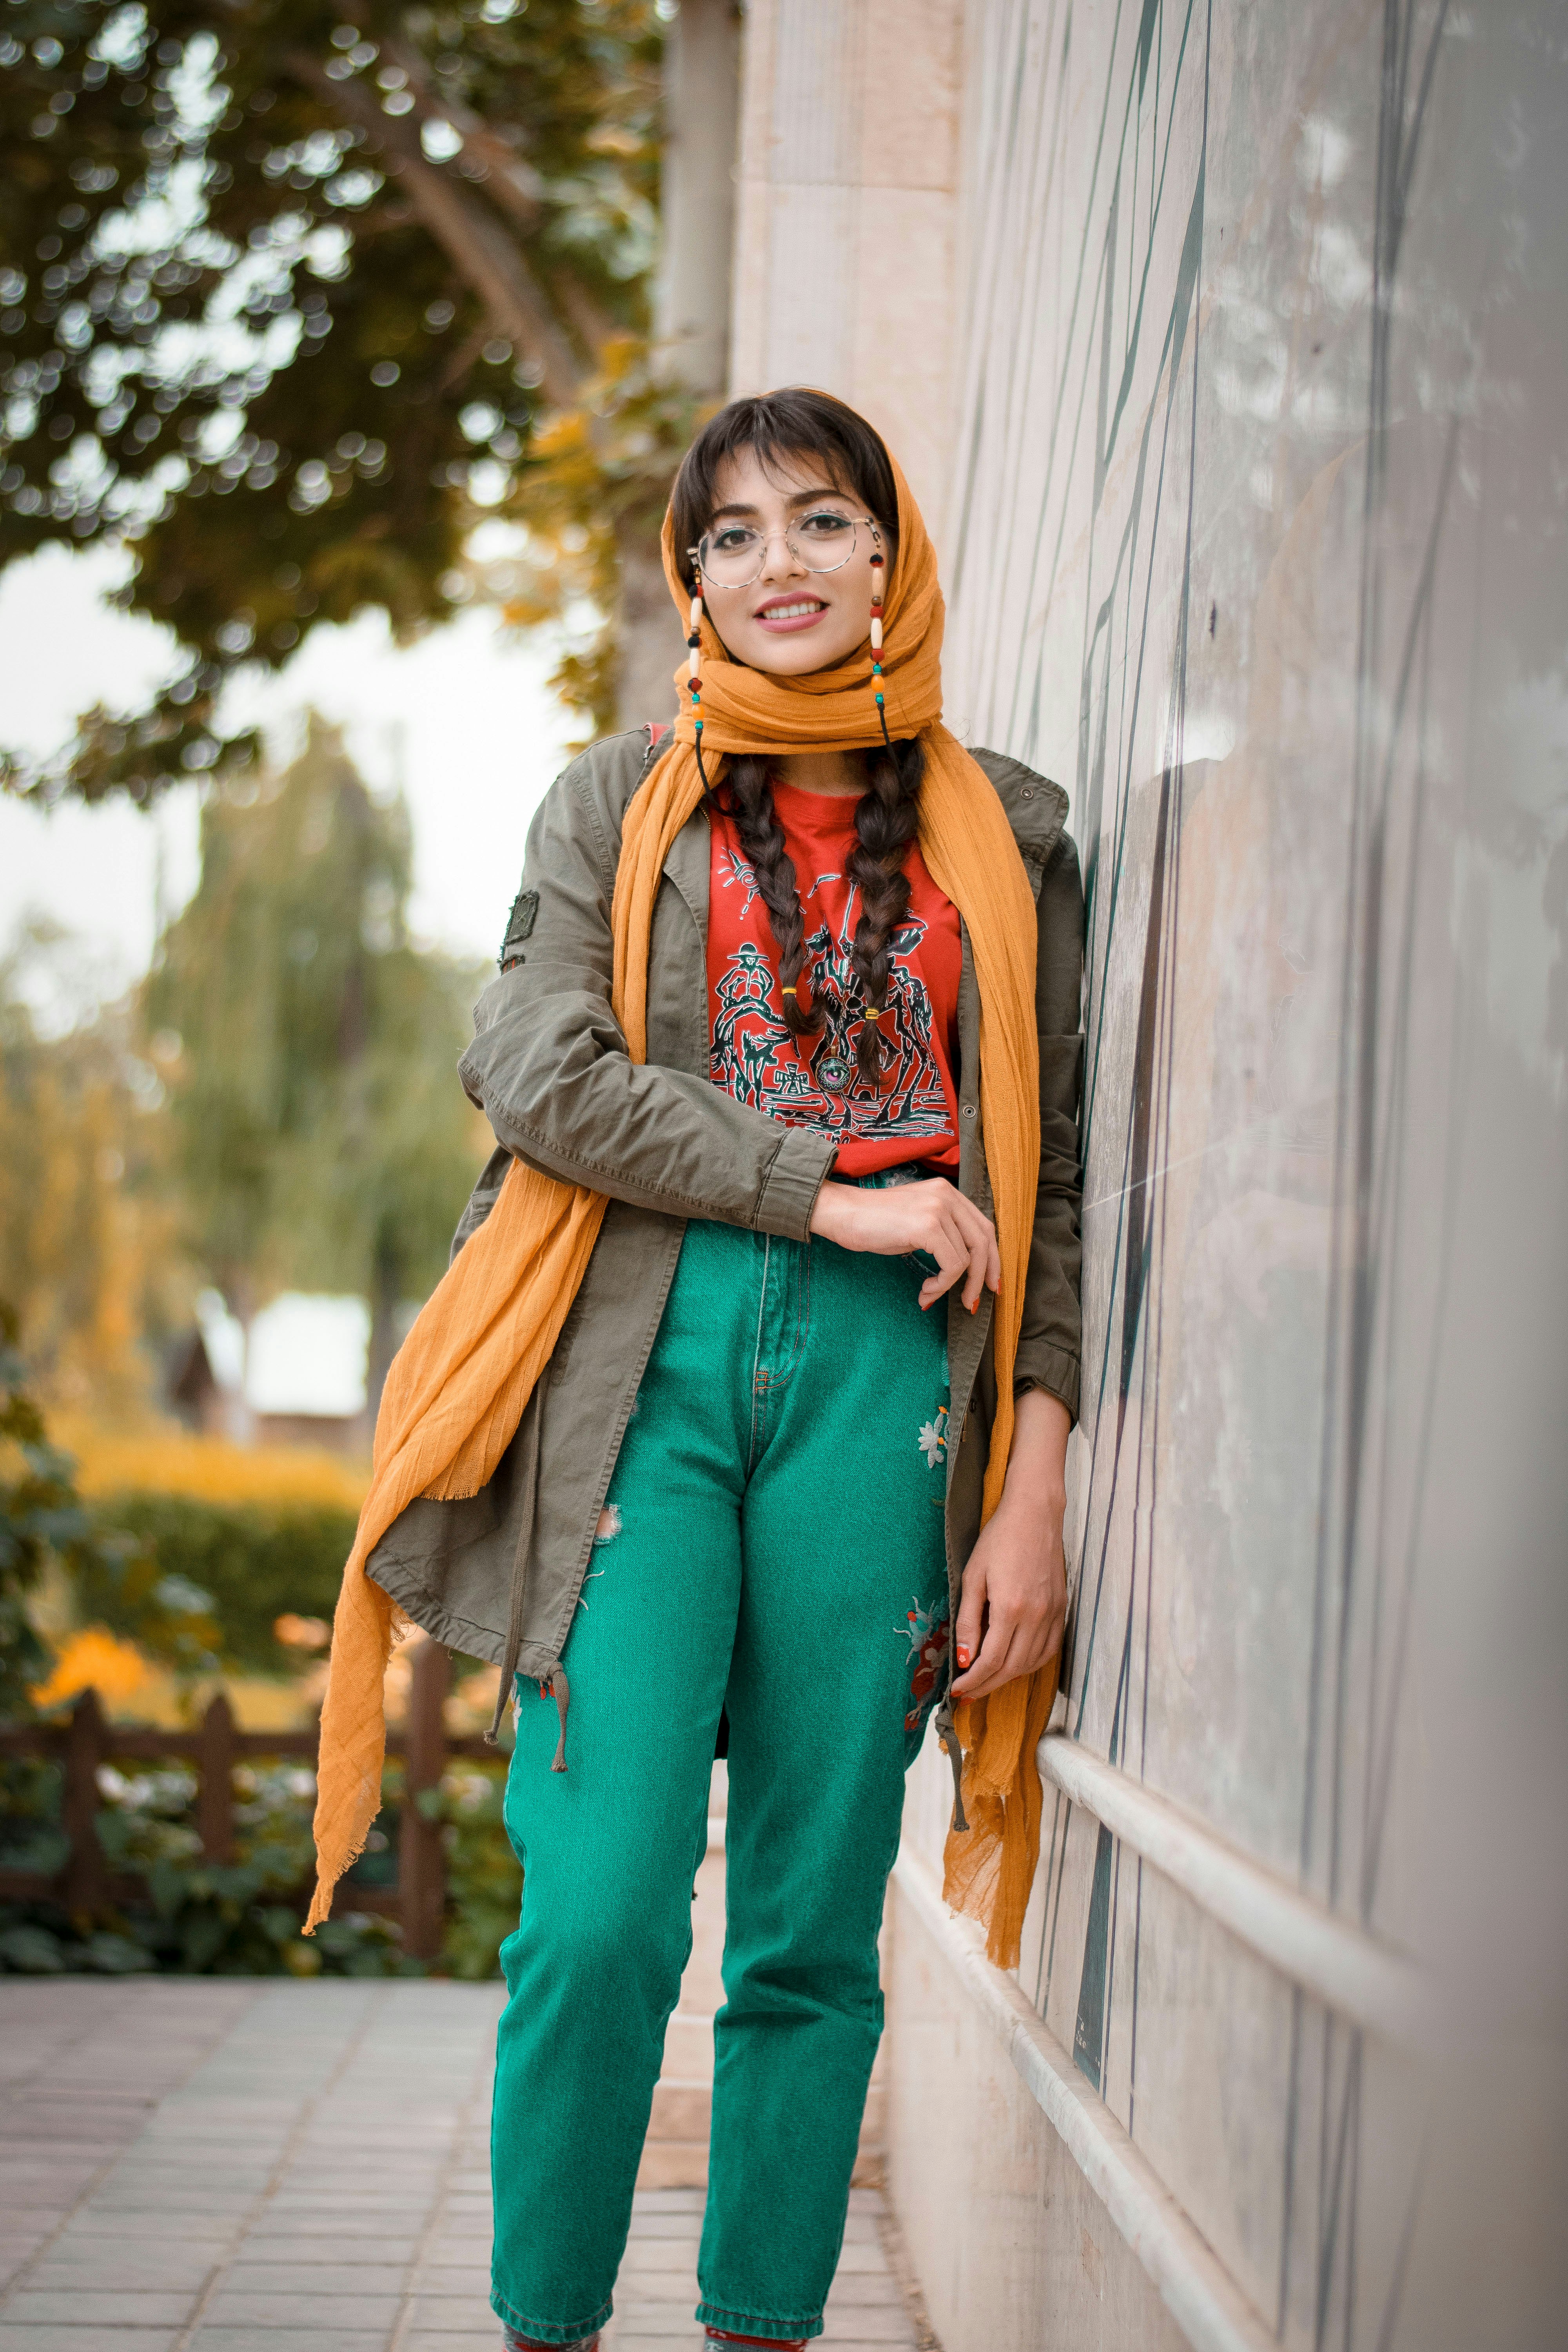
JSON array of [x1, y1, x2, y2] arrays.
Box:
[[703, 2333, 807, 2352]]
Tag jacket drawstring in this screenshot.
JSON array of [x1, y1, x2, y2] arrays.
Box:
[[487, 1377, 547, 1745], [543, 1663, 570, 1771], [935, 1668, 969, 1836]]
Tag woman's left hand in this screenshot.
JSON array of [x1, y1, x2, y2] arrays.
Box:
[[950, 1388, 1071, 1703]]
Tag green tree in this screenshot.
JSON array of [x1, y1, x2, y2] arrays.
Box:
[[0, 920, 187, 1412], [149, 715, 487, 1400], [0, 0, 737, 800]]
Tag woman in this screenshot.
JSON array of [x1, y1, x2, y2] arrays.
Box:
[[307, 390, 1083, 2351]]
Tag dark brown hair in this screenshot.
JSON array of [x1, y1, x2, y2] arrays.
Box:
[[670, 389, 924, 1090]]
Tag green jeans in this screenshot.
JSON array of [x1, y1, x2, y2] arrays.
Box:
[[490, 1214, 952, 2343]]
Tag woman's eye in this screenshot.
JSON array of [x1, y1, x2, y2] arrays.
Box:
[[800, 510, 852, 535], [712, 526, 757, 553]]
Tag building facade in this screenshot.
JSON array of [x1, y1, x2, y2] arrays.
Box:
[[730, 6, 1567, 2348]]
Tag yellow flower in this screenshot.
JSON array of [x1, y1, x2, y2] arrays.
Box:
[[31, 1625, 152, 1710], [52, 1416, 368, 1510]]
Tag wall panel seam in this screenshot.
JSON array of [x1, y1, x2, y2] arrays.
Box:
[[1036, 1733, 1433, 2047], [892, 1849, 1278, 2352]]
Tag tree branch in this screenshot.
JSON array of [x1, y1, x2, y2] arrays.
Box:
[[286, 53, 583, 406], [380, 37, 547, 234]]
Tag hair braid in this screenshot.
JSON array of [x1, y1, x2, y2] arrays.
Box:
[[846, 737, 926, 1083], [725, 755, 822, 1040], [723, 742, 926, 1081]]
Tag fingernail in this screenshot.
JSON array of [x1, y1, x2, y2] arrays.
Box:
[[956, 1645, 971, 1668]]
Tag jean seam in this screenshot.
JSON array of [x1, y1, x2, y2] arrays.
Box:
[[747, 1232, 771, 1474], [767, 1232, 812, 1393]]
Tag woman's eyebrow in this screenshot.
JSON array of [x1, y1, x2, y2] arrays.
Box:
[[707, 485, 852, 523]]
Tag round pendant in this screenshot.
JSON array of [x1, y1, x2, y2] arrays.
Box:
[[817, 1054, 853, 1093]]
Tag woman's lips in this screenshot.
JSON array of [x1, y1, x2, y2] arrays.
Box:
[[751, 597, 828, 633]]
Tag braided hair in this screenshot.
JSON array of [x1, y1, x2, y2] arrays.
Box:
[[670, 390, 926, 1091]]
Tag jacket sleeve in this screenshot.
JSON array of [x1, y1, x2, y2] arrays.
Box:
[[448, 1145, 510, 1264], [455, 753, 837, 1240], [1014, 831, 1085, 1420]]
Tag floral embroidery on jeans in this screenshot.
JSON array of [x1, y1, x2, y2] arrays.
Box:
[[917, 1405, 949, 1470], [902, 1598, 950, 1732]]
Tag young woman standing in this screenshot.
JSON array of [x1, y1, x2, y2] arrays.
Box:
[[308, 391, 1083, 2352]]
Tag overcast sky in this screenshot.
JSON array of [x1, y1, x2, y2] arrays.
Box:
[[0, 538, 578, 1026]]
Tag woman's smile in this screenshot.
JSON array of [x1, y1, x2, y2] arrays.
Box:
[[752, 593, 829, 631]]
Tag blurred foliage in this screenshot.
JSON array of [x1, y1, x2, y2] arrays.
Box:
[[60, 1412, 367, 1507], [80, 1489, 357, 1670], [147, 718, 488, 1386], [0, 1732, 515, 1977], [485, 332, 704, 743], [0, 0, 666, 797], [0, 1755, 420, 1973], [1, 1298, 221, 1715], [421, 1754, 517, 1977], [0, 922, 191, 1415]]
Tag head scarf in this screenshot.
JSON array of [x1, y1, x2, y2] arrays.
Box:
[[308, 412, 1056, 1966]]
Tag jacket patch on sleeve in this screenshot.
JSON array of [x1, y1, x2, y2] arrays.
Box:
[[499, 888, 539, 968]]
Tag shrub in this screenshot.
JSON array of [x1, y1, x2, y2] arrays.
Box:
[[0, 1755, 419, 1978], [80, 1494, 358, 1674]]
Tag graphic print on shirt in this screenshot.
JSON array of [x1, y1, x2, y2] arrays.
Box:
[[716, 847, 761, 918], [710, 877, 951, 1147]]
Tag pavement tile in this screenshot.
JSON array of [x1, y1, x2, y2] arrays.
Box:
[[1, 2296, 196, 2327], [202, 2292, 402, 2328], [827, 2274, 906, 2307], [412, 2267, 499, 2298], [0, 2331, 180, 2352], [248, 2211, 428, 2238], [189, 2334, 392, 2352], [403, 2299, 495, 2331], [616, 2239, 704, 2274], [818, 2316, 914, 2343], [230, 2241, 412, 2268], [0, 2189, 84, 2215], [222, 2263, 409, 2296], [57, 2217, 234, 2243], [24, 2251, 219, 2292]]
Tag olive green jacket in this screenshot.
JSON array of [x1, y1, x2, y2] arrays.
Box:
[[367, 729, 1083, 1688]]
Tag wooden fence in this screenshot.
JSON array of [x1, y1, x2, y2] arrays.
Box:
[[0, 1638, 497, 1962]]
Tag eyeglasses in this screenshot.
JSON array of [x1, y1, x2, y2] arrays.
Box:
[[688, 510, 882, 590]]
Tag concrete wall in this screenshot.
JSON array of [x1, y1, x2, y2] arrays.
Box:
[[732, 2, 1567, 2348], [728, 0, 965, 538]]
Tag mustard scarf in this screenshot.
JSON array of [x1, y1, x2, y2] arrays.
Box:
[[309, 434, 1057, 1967]]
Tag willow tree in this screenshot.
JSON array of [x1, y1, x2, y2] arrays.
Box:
[[149, 718, 487, 1407], [0, 0, 739, 803]]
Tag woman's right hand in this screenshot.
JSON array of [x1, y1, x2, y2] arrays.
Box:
[[808, 1177, 1000, 1313]]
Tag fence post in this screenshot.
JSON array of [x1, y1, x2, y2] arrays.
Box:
[[62, 1688, 108, 1914], [197, 1691, 237, 1863], [401, 1638, 449, 1963]]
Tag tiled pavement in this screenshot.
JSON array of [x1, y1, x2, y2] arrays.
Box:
[[0, 1979, 927, 2352]]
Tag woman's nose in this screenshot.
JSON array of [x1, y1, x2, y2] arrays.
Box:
[[757, 528, 807, 584]]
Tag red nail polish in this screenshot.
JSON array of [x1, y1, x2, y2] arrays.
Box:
[[956, 1646, 971, 1668]]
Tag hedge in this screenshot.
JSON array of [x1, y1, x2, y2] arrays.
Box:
[[80, 1493, 359, 1673]]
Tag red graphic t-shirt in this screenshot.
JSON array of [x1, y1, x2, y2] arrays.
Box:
[[705, 777, 962, 1177]]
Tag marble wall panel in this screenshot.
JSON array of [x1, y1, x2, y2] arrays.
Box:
[[907, 0, 1565, 2343]]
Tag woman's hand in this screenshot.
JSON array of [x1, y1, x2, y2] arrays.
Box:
[[808, 1176, 1000, 1312], [951, 1388, 1071, 1702]]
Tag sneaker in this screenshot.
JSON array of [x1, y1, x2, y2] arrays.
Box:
[[703, 2333, 807, 2352]]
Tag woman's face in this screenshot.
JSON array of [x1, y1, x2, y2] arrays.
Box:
[[695, 446, 887, 678]]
